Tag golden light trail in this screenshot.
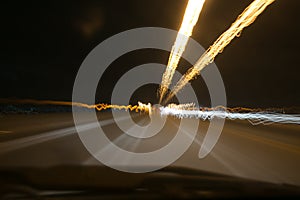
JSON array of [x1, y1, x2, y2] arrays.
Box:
[[0, 99, 152, 114], [164, 0, 275, 104], [158, 0, 206, 104]]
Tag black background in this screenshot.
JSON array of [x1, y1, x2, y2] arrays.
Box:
[[1, 0, 299, 107]]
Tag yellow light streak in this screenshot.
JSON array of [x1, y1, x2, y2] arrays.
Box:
[[164, 0, 275, 104], [158, 0, 206, 104], [0, 99, 152, 114]]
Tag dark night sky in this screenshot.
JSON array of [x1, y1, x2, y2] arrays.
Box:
[[0, 0, 299, 107]]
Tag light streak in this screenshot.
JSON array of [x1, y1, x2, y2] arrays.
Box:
[[167, 102, 196, 110], [0, 99, 151, 113], [158, 0, 206, 104], [164, 0, 275, 104], [93, 101, 152, 113], [1, 99, 299, 125], [159, 106, 300, 125]]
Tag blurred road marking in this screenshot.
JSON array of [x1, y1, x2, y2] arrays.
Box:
[[0, 114, 135, 154], [0, 130, 13, 134], [229, 131, 300, 155]]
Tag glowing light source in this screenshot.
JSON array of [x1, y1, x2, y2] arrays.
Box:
[[164, 0, 275, 104], [158, 0, 206, 104]]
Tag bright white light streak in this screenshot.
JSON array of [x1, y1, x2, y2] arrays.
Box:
[[160, 107, 300, 125]]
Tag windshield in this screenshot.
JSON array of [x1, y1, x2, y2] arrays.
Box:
[[1, 0, 300, 198]]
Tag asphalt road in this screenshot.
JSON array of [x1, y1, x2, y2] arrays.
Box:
[[0, 112, 299, 186]]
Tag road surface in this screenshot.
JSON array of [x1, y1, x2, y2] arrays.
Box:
[[0, 112, 299, 186]]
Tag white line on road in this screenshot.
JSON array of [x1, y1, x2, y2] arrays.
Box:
[[0, 114, 133, 154], [0, 130, 13, 134]]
